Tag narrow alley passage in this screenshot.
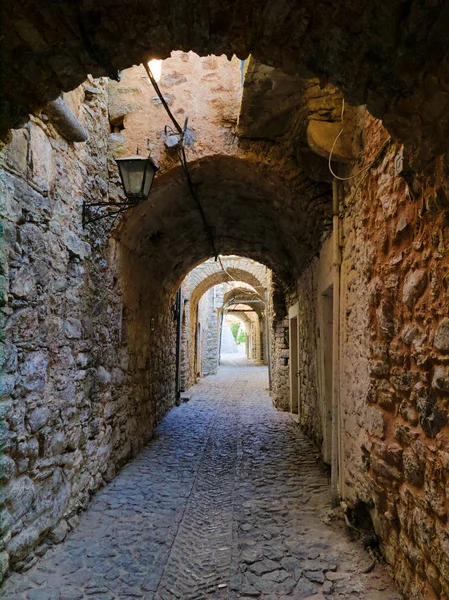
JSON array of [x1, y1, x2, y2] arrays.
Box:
[[2, 365, 399, 600]]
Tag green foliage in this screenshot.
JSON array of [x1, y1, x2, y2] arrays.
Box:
[[230, 322, 240, 342], [230, 322, 246, 344]]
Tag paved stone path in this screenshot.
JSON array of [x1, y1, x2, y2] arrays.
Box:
[[2, 363, 400, 600]]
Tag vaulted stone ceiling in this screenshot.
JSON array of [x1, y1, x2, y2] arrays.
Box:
[[118, 153, 329, 303], [2, 1, 449, 168]]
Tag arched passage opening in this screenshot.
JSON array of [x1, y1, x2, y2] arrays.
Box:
[[115, 152, 313, 429], [179, 257, 270, 389], [221, 286, 267, 364], [3, 9, 449, 593], [2, 1, 449, 170]]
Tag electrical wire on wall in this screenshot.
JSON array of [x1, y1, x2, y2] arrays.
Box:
[[328, 98, 391, 182], [143, 61, 218, 260]]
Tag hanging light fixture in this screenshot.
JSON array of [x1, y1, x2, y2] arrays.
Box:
[[82, 151, 159, 226], [115, 153, 159, 204]]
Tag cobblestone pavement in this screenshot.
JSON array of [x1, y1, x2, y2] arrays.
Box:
[[2, 363, 400, 600]]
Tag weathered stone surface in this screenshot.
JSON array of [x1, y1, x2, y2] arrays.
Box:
[[432, 367, 449, 393], [6, 477, 36, 518], [402, 269, 427, 309], [44, 96, 89, 143], [377, 302, 395, 340], [0, 551, 9, 582], [403, 448, 425, 488], [434, 318, 449, 352], [27, 407, 51, 433], [7, 526, 40, 562], [0, 455, 16, 482], [10, 266, 37, 299], [6, 308, 39, 342], [20, 353, 49, 393], [63, 230, 87, 259], [48, 520, 68, 544], [63, 318, 82, 339], [400, 323, 424, 347], [1, 373, 16, 397]]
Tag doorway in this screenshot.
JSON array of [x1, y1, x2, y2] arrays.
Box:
[[320, 286, 333, 464], [289, 307, 299, 415]]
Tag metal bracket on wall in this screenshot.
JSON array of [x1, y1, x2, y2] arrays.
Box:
[[82, 199, 141, 227]]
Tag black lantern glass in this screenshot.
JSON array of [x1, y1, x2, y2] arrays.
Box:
[[115, 154, 158, 203]]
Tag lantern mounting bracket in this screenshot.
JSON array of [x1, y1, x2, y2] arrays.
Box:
[[82, 150, 159, 227]]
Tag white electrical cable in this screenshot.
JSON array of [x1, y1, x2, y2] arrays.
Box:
[[328, 98, 391, 181]]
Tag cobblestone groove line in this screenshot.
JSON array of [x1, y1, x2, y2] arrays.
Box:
[[2, 363, 400, 600], [155, 376, 242, 600]]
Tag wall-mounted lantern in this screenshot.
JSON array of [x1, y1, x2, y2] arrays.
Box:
[[82, 152, 159, 226], [116, 153, 159, 204]]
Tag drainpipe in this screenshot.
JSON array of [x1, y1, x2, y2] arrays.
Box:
[[175, 289, 183, 400], [331, 179, 342, 506], [218, 308, 224, 366], [264, 291, 272, 390]]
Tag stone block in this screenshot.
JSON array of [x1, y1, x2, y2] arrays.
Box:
[[7, 525, 40, 562], [63, 230, 86, 259], [0, 550, 9, 582], [0, 373, 16, 398], [64, 318, 82, 339], [29, 122, 54, 191], [391, 369, 419, 392], [400, 323, 424, 346], [27, 406, 51, 433], [20, 352, 49, 393], [6, 308, 39, 342], [369, 360, 389, 377], [417, 380, 448, 437], [10, 265, 37, 299], [413, 506, 435, 557], [6, 476, 35, 519], [0, 343, 18, 373], [0, 455, 16, 482], [402, 269, 427, 309], [394, 423, 420, 446], [399, 400, 419, 426], [48, 519, 68, 544], [96, 366, 111, 388], [377, 302, 395, 340], [403, 448, 424, 487], [435, 318, 449, 352], [5, 129, 28, 176], [16, 438, 39, 459]]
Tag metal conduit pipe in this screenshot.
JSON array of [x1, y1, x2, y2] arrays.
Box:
[[331, 178, 342, 507], [175, 289, 183, 400], [265, 290, 272, 390]]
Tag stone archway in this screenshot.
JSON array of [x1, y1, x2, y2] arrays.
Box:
[[180, 256, 269, 387], [2, 1, 449, 168], [222, 286, 266, 362]]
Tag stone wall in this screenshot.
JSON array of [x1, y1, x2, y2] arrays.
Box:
[[0, 77, 179, 578], [268, 277, 289, 411], [347, 115, 449, 600], [289, 106, 449, 597], [182, 257, 271, 387], [5, 0, 449, 174], [201, 286, 223, 376], [0, 80, 118, 574]]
